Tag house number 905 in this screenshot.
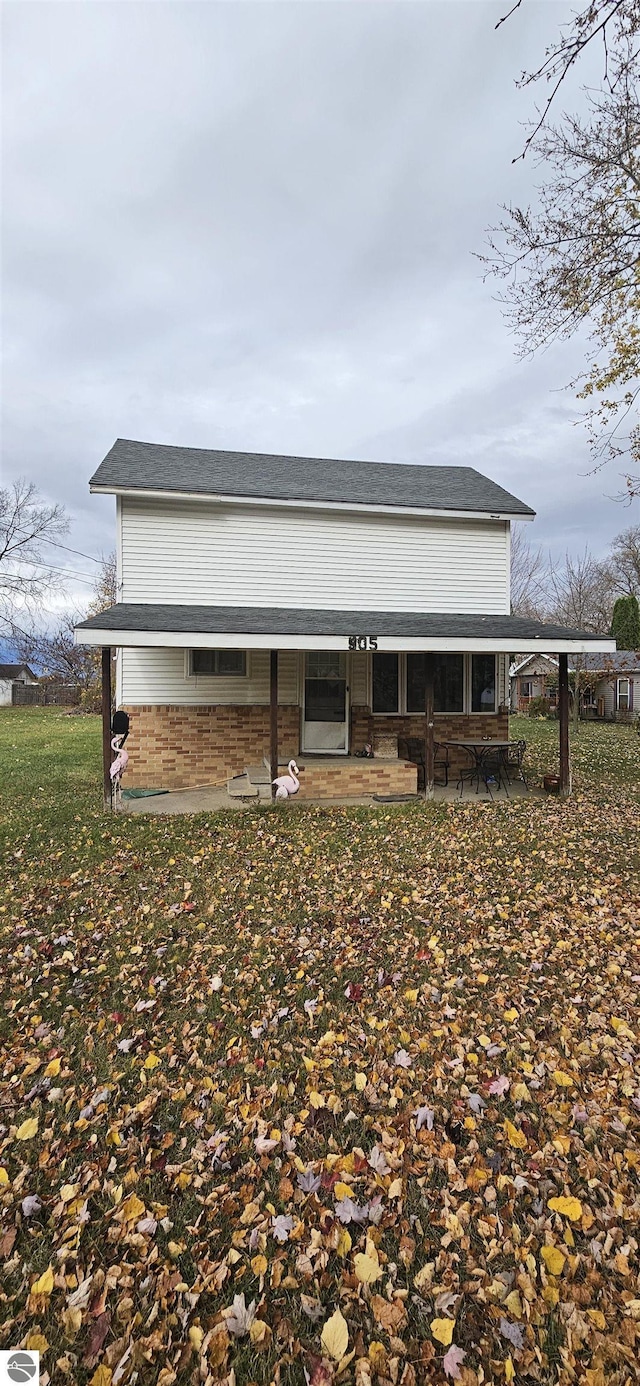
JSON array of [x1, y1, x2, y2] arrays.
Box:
[[348, 636, 378, 650]]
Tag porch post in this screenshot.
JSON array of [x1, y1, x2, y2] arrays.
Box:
[[558, 652, 570, 797], [270, 650, 279, 799], [101, 646, 113, 810], [424, 652, 435, 800]]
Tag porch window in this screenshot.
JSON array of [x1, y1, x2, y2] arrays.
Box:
[[617, 678, 630, 711], [406, 653, 464, 713], [191, 650, 247, 676], [372, 653, 399, 713], [471, 653, 496, 713]]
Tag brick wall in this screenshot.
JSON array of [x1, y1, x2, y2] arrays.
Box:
[[122, 704, 300, 790], [297, 759, 417, 799], [351, 706, 510, 782]]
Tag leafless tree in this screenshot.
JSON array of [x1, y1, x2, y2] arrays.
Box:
[[0, 479, 69, 638], [547, 548, 616, 722], [15, 552, 118, 695], [510, 525, 547, 615], [483, 2, 640, 492], [609, 522, 640, 592]]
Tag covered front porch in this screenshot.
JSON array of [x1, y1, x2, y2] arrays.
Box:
[[73, 603, 617, 806]]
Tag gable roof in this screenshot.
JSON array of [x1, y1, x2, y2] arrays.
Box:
[[510, 653, 559, 677], [0, 663, 37, 680], [89, 438, 536, 518]]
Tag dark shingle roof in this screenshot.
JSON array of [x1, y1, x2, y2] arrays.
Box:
[[90, 438, 535, 517], [574, 651, 640, 673], [0, 663, 37, 680], [76, 604, 609, 644]]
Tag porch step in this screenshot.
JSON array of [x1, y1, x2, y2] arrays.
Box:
[[227, 773, 259, 799], [246, 762, 271, 784]]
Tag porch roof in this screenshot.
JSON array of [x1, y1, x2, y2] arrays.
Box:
[[75, 604, 616, 655]]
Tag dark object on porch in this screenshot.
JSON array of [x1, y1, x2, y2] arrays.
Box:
[[354, 744, 374, 758], [372, 793, 422, 802], [544, 774, 561, 794], [112, 709, 130, 744], [503, 738, 527, 788], [398, 737, 450, 790]]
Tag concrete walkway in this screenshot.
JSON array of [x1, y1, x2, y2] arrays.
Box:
[[121, 780, 533, 814]]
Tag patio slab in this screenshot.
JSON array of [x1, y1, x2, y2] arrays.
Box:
[[120, 779, 534, 814]]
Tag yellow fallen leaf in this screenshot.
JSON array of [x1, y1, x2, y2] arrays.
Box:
[[404, 989, 418, 1003], [504, 1008, 518, 1022], [541, 1245, 566, 1276], [31, 1265, 55, 1296], [548, 1196, 582, 1222], [355, 1072, 367, 1091], [476, 973, 489, 984], [388, 1178, 403, 1199], [89, 1368, 113, 1386], [16, 1117, 39, 1141], [250, 1319, 271, 1345], [144, 1052, 161, 1070], [505, 1356, 515, 1383], [414, 1263, 433, 1292], [504, 1290, 522, 1319], [430, 1318, 455, 1346], [504, 1119, 527, 1150], [587, 1309, 606, 1330], [553, 1070, 574, 1087], [120, 1193, 146, 1222], [0, 1168, 9, 1185], [251, 1254, 268, 1277], [337, 1227, 352, 1257], [45, 1057, 61, 1077], [354, 1251, 382, 1284], [334, 1181, 355, 1200], [478, 1034, 492, 1048], [309, 1091, 325, 1109], [189, 1325, 204, 1352], [25, 1332, 49, 1352], [321, 1308, 349, 1361]]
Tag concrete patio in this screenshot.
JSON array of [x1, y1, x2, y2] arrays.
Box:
[[120, 778, 533, 813]]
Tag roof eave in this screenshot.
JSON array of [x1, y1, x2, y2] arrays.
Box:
[[89, 483, 535, 523]]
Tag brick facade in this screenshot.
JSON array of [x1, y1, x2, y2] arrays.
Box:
[[121, 703, 509, 794], [122, 704, 300, 790], [350, 707, 510, 782]]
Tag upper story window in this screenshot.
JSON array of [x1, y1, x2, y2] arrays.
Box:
[[190, 650, 247, 677]]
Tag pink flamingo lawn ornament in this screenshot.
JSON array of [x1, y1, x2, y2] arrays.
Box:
[[109, 734, 129, 807], [272, 759, 301, 800]]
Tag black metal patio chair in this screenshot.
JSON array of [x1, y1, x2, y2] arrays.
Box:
[[502, 739, 527, 788]]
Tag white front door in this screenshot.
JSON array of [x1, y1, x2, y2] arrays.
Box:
[[302, 652, 349, 753]]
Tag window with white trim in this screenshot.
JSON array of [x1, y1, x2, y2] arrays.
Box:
[[371, 653, 496, 714], [617, 677, 630, 711], [190, 650, 247, 676]]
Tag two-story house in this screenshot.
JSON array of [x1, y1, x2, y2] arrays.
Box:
[[75, 439, 615, 799]]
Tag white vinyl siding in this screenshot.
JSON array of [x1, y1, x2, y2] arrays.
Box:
[[120, 498, 509, 614], [120, 648, 299, 706]]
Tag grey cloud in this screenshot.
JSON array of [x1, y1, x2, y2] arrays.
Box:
[[2, 0, 636, 612]]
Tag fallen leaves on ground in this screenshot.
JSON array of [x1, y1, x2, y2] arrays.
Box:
[[0, 710, 639, 1384]]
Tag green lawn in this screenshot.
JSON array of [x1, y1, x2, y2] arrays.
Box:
[[0, 709, 638, 1386]]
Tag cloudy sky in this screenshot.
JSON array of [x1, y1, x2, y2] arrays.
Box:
[[3, 0, 636, 610]]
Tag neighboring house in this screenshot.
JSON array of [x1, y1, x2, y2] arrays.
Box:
[[578, 652, 640, 721], [0, 663, 39, 707], [75, 439, 615, 798], [510, 654, 559, 713]]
